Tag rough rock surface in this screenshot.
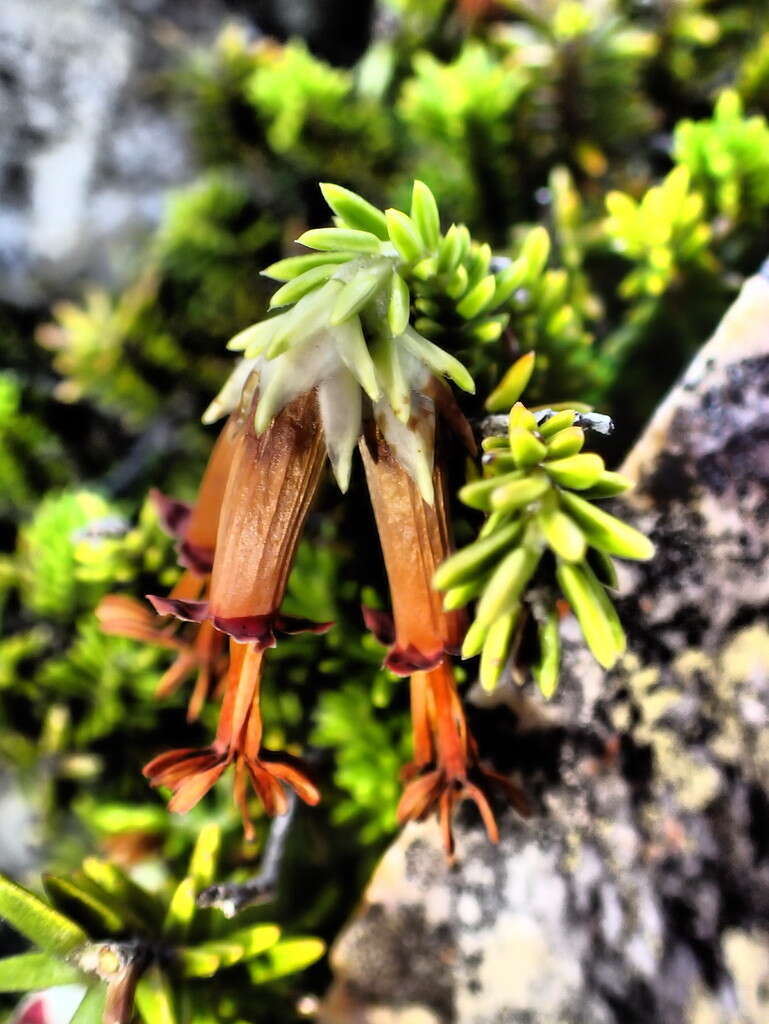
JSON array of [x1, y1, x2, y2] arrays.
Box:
[[322, 267, 769, 1024], [0, 0, 240, 306], [0, 0, 375, 307]]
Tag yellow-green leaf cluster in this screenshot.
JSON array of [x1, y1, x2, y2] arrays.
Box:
[[604, 166, 713, 299], [0, 825, 324, 1024], [435, 393, 654, 696]]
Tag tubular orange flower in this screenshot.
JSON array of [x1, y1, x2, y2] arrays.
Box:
[[142, 387, 331, 828], [359, 417, 466, 674], [358, 381, 530, 852], [95, 594, 226, 722], [398, 660, 531, 856], [152, 412, 240, 576], [97, 415, 240, 721], [148, 389, 332, 647], [143, 640, 320, 839]]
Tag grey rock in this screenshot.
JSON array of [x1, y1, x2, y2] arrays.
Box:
[[322, 271, 769, 1024], [0, 0, 241, 305], [0, 768, 38, 878]]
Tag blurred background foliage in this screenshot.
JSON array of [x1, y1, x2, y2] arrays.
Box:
[[2, 0, 769, 1018]]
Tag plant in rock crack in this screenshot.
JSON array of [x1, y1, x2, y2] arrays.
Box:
[[101, 180, 544, 854], [435, 353, 654, 698]]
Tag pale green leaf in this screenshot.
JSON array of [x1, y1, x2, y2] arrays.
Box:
[[135, 966, 177, 1024], [70, 985, 107, 1024], [297, 227, 382, 253], [433, 520, 523, 591], [188, 824, 221, 891], [559, 490, 655, 560], [385, 209, 424, 263], [163, 878, 196, 941], [320, 183, 388, 239], [0, 952, 84, 992], [261, 251, 351, 282], [545, 453, 605, 489], [476, 544, 541, 626], [485, 353, 536, 412], [410, 180, 440, 251], [247, 937, 325, 984], [533, 610, 560, 698], [0, 875, 88, 955]]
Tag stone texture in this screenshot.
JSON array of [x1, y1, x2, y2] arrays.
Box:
[[322, 267, 769, 1024], [0, 0, 238, 306], [0, 0, 376, 307]]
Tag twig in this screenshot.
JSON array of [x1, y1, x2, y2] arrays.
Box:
[[196, 790, 297, 917], [477, 409, 614, 440]]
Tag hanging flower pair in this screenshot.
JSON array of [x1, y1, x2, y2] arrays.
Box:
[[99, 179, 652, 853], [95, 180, 523, 849]]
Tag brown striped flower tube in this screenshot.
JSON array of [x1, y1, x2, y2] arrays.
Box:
[[397, 660, 531, 856], [151, 411, 241, 576], [360, 386, 530, 853], [143, 387, 331, 828], [148, 388, 332, 648], [359, 416, 466, 676], [96, 414, 240, 720]]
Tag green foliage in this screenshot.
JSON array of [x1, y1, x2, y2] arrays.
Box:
[[500, 0, 657, 165], [231, 179, 598, 441], [179, 29, 394, 195], [401, 41, 526, 143], [72, 498, 179, 591], [36, 622, 167, 747], [16, 491, 118, 620], [37, 283, 168, 429], [247, 41, 374, 159], [155, 170, 279, 339], [604, 166, 713, 300], [435, 379, 654, 695], [650, 0, 721, 86], [312, 684, 410, 843], [0, 493, 185, 832], [397, 41, 528, 225], [0, 825, 324, 1024], [674, 90, 769, 221], [738, 29, 769, 110], [0, 374, 70, 516], [13, 492, 177, 620], [3, 3, 769, 1019], [153, 5, 769, 427]]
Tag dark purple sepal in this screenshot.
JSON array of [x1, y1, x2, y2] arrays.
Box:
[[212, 612, 335, 645], [179, 539, 215, 575], [362, 605, 396, 646], [150, 488, 192, 539], [212, 614, 278, 646], [384, 645, 445, 676], [275, 615, 334, 636], [147, 595, 209, 622]]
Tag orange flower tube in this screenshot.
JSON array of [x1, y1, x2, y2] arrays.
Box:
[[98, 415, 240, 720], [149, 389, 331, 647], [180, 413, 241, 573], [359, 425, 466, 674], [398, 660, 531, 856], [151, 412, 240, 576], [143, 637, 320, 838], [143, 387, 330, 829], [359, 404, 529, 854]]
